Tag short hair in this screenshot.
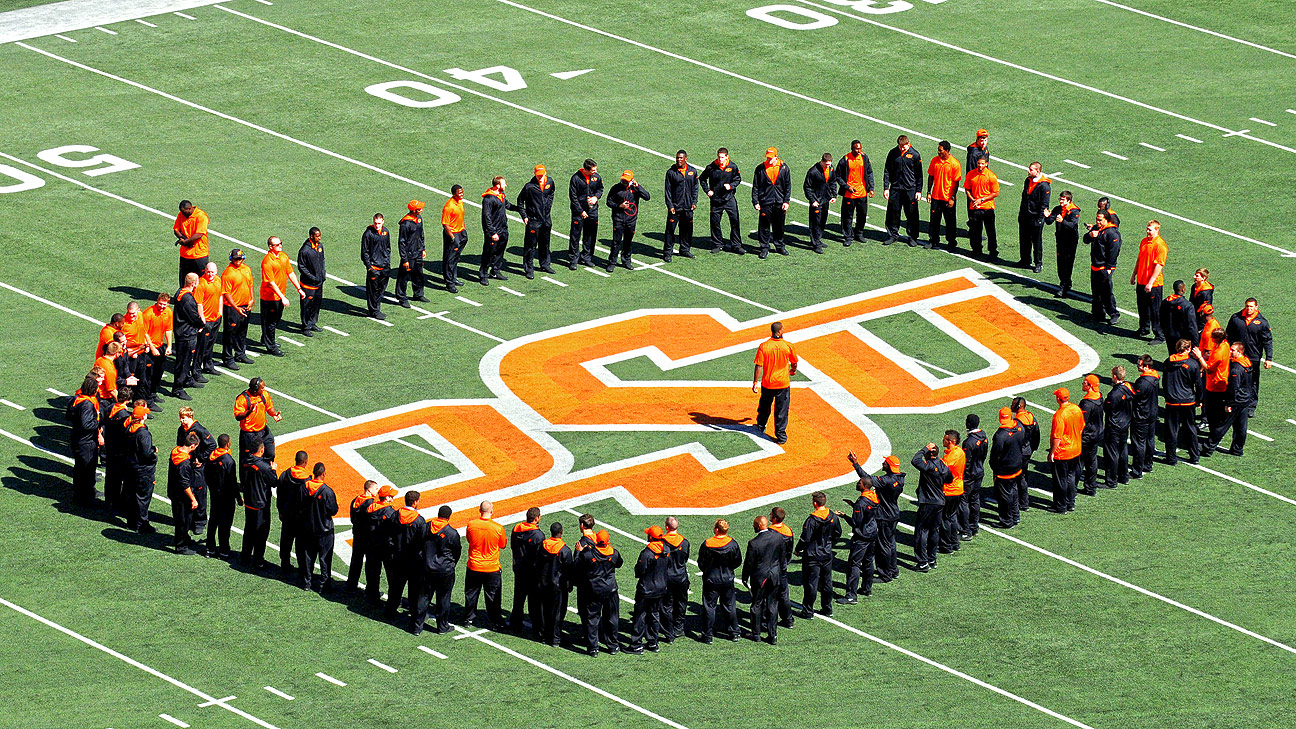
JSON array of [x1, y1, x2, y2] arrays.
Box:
[[769, 506, 786, 524], [116, 387, 132, 403], [179, 199, 193, 210], [897, 135, 909, 145], [1175, 339, 1191, 354], [944, 429, 960, 444], [178, 406, 194, 418], [492, 175, 505, 187], [526, 506, 541, 523], [938, 140, 951, 152], [405, 491, 420, 506], [771, 321, 783, 336], [550, 522, 564, 537], [664, 516, 679, 531], [308, 226, 321, 237], [267, 236, 281, 247], [821, 153, 833, 163], [79, 375, 98, 397], [438, 505, 453, 518], [295, 450, 308, 465], [184, 272, 199, 286], [965, 413, 979, 430], [104, 341, 121, 356], [373, 213, 384, 221], [1211, 329, 1227, 343], [676, 149, 687, 157], [1096, 210, 1109, 221], [312, 462, 326, 478], [1111, 365, 1127, 382], [1246, 297, 1258, 306], [110, 313, 125, 325], [185, 432, 200, 447], [1060, 190, 1072, 201], [753, 515, 769, 531], [714, 519, 729, 535], [156, 292, 170, 303], [217, 433, 231, 448], [583, 158, 597, 170], [1138, 355, 1156, 370], [1148, 220, 1160, 229], [363, 479, 377, 492], [812, 491, 826, 507], [1011, 397, 1026, 412], [851, 139, 861, 148], [253, 440, 265, 454], [1195, 267, 1209, 278], [1173, 280, 1186, 295], [579, 513, 595, 529], [1098, 196, 1111, 207], [249, 377, 265, 393], [450, 184, 463, 195], [716, 147, 728, 155], [1029, 161, 1042, 171]]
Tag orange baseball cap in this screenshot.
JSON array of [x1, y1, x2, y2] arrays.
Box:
[[132, 405, 150, 419], [998, 406, 1015, 426], [408, 200, 425, 212], [596, 529, 611, 546], [378, 485, 398, 498], [765, 147, 778, 158], [1198, 303, 1214, 315], [644, 525, 664, 539], [976, 128, 988, 138], [1054, 387, 1070, 401], [1084, 374, 1101, 389], [535, 164, 546, 176], [621, 170, 634, 181], [883, 455, 901, 471]]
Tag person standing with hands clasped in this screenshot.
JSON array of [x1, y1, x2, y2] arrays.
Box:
[[753, 322, 797, 445], [751, 148, 791, 259], [605, 170, 651, 272]]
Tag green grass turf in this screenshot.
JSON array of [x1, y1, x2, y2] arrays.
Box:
[[2, 0, 1296, 727]]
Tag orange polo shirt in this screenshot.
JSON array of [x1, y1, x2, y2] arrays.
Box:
[[97, 324, 118, 359], [754, 337, 797, 389], [942, 444, 966, 496], [142, 305, 173, 348], [926, 156, 962, 203], [94, 355, 117, 399], [466, 517, 508, 572], [441, 199, 465, 234], [222, 263, 254, 308], [196, 275, 223, 322], [120, 315, 146, 350], [259, 251, 292, 302], [173, 208, 209, 260], [1134, 235, 1167, 288], [964, 167, 999, 210], [1051, 401, 1085, 460]]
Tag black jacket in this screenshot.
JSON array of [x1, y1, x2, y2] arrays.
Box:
[[173, 289, 203, 339], [605, 180, 651, 225], [276, 465, 309, 522], [241, 454, 276, 510], [128, 423, 157, 471], [297, 240, 326, 288], [966, 143, 989, 178], [390, 507, 426, 563], [803, 163, 837, 208], [989, 424, 1026, 477], [1080, 395, 1105, 444], [962, 430, 989, 481], [1133, 374, 1160, 424], [834, 153, 874, 197], [664, 164, 699, 214], [872, 469, 905, 522], [1161, 295, 1199, 349], [423, 518, 462, 575], [633, 541, 671, 598], [1045, 203, 1081, 241], [581, 546, 623, 598], [699, 159, 742, 206], [1088, 225, 1121, 269], [662, 533, 690, 587], [1227, 359, 1256, 408], [1226, 312, 1274, 362], [698, 535, 741, 586], [480, 190, 518, 238], [103, 403, 130, 459], [751, 161, 791, 207], [536, 537, 573, 593], [300, 480, 338, 535], [1162, 354, 1201, 406], [510, 523, 545, 575], [911, 448, 951, 506], [841, 493, 878, 541], [1104, 382, 1135, 431], [518, 175, 556, 228], [66, 394, 100, 447], [398, 214, 424, 262], [349, 495, 376, 541], [167, 450, 198, 498], [177, 421, 216, 461], [883, 145, 922, 192], [569, 170, 604, 219], [742, 529, 785, 588], [205, 449, 237, 500], [795, 508, 841, 563], [368, 503, 397, 557], [1019, 177, 1052, 220], [360, 224, 391, 271]]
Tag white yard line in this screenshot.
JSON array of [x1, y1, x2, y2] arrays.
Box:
[[497, 286, 525, 297], [1089, 0, 1296, 60], [54, 34, 76, 42], [1063, 159, 1091, 169], [1139, 142, 1166, 152], [136, 19, 158, 27], [314, 672, 346, 686], [0, 596, 282, 729], [0, 280, 101, 324], [277, 334, 305, 347], [365, 315, 394, 327], [1191, 462, 1296, 506], [584, 266, 610, 278], [453, 627, 693, 729], [1249, 117, 1277, 127], [321, 325, 349, 337], [410, 305, 507, 343], [1, 399, 27, 411], [1100, 151, 1128, 161], [174, 12, 195, 19], [366, 658, 397, 673], [452, 628, 489, 641], [263, 686, 293, 700], [1246, 429, 1273, 442], [94, 26, 117, 34], [159, 714, 189, 728], [46, 388, 68, 397], [1176, 134, 1204, 143], [455, 296, 482, 307], [541, 276, 568, 287], [417, 645, 447, 659], [1286, 418, 1296, 426]]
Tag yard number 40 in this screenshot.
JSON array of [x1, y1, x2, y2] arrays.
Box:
[[364, 65, 527, 108]]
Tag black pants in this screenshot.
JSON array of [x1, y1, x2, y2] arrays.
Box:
[[346, 538, 370, 589], [241, 507, 270, 565], [173, 334, 198, 388], [223, 307, 248, 363], [756, 207, 786, 254], [1052, 456, 1079, 511], [104, 456, 127, 516], [756, 386, 790, 443], [939, 494, 963, 551], [280, 521, 298, 569], [1130, 420, 1156, 476], [994, 474, 1019, 526], [1104, 427, 1129, 485], [238, 428, 274, 465], [1209, 404, 1250, 454], [840, 198, 868, 243], [708, 200, 742, 252], [363, 547, 386, 605], [396, 257, 424, 301], [801, 559, 832, 612], [384, 557, 410, 616], [199, 321, 219, 371], [206, 488, 236, 552], [914, 503, 941, 564], [875, 519, 898, 578], [300, 287, 322, 332], [1019, 219, 1044, 267], [583, 592, 620, 651], [179, 256, 208, 289], [884, 189, 920, 241], [929, 200, 957, 247], [509, 572, 539, 632], [1136, 285, 1164, 338], [1056, 234, 1078, 291], [71, 440, 98, 503], [808, 203, 830, 251], [442, 231, 465, 288], [480, 235, 508, 281], [776, 570, 793, 623], [1249, 363, 1261, 412], [299, 531, 333, 589], [1091, 269, 1118, 323], [1018, 459, 1033, 510], [844, 539, 875, 598], [967, 208, 997, 256], [128, 466, 154, 529], [523, 224, 552, 275], [148, 350, 168, 398], [570, 217, 598, 265], [259, 299, 284, 352], [964, 474, 984, 534], [464, 569, 503, 626], [748, 578, 778, 640], [1164, 405, 1199, 463], [191, 482, 207, 537], [537, 587, 568, 645], [426, 570, 455, 633], [701, 581, 737, 638], [1080, 441, 1100, 493], [364, 267, 390, 313], [610, 223, 636, 267], [664, 581, 688, 638], [629, 591, 663, 648], [665, 211, 693, 258]]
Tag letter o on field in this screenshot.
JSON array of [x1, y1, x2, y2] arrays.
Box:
[[364, 80, 461, 108], [746, 4, 838, 30]]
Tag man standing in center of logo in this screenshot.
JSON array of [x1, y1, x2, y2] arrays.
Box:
[[751, 147, 791, 259], [700, 147, 744, 254], [753, 322, 797, 445]]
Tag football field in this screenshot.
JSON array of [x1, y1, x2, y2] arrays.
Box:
[[1, 1, 1295, 727]]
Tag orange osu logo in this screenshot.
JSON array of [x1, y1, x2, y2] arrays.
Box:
[[278, 269, 1096, 531]]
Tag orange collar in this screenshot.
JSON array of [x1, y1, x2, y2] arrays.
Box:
[[209, 447, 231, 461], [812, 506, 831, 519], [429, 517, 450, 532], [482, 188, 504, 201]]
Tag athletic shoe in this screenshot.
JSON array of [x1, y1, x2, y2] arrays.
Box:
[[222, 361, 240, 371], [399, 299, 412, 308], [541, 266, 556, 274], [268, 349, 285, 357], [173, 389, 192, 401], [302, 330, 313, 337], [834, 597, 857, 605], [699, 635, 713, 644], [605, 264, 615, 273], [415, 295, 430, 302], [193, 374, 209, 384], [525, 272, 535, 280], [680, 251, 695, 259], [236, 356, 254, 364]]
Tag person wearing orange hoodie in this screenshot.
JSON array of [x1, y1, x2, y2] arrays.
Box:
[[509, 507, 545, 635], [1018, 162, 1051, 273], [277, 450, 310, 574], [751, 148, 791, 259], [661, 517, 690, 641], [297, 462, 338, 592], [1049, 387, 1085, 513], [795, 491, 841, 616], [697, 519, 742, 644], [535, 521, 573, 646], [465, 500, 509, 627], [480, 176, 520, 285], [578, 529, 624, 656], [627, 525, 672, 654], [938, 430, 966, 554], [415, 504, 461, 635]]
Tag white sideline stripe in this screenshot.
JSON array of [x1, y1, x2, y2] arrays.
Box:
[[1288, 110, 1296, 116], [54, 34, 76, 42], [411, 305, 507, 343], [0, 596, 282, 729], [1176, 134, 1204, 143], [321, 325, 348, 336], [277, 334, 305, 347], [1, 399, 26, 411], [315, 672, 346, 686], [159, 714, 189, 728], [46, 388, 68, 397], [1286, 418, 1296, 426], [497, 286, 525, 297], [366, 658, 397, 673], [0, 280, 101, 324], [94, 26, 117, 34], [541, 276, 568, 287], [455, 296, 482, 307], [418, 645, 447, 659], [1139, 142, 1166, 152], [1062, 159, 1090, 169], [652, 267, 779, 313], [980, 523, 1296, 655], [490, 0, 1296, 258], [1271, 361, 1296, 374], [0, 152, 358, 287], [453, 627, 692, 729], [263, 686, 293, 700], [1191, 462, 1296, 506], [174, 12, 195, 19], [1100, 151, 1128, 161], [1090, 0, 1296, 59], [247, 351, 262, 356], [253, 0, 273, 4], [792, 0, 1296, 157], [1246, 429, 1274, 442], [1250, 117, 1277, 127], [135, 19, 157, 27], [366, 315, 394, 327], [584, 266, 610, 278], [0, 427, 74, 463]]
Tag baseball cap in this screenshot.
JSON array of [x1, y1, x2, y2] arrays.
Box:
[[976, 128, 988, 138], [596, 529, 611, 546], [131, 405, 150, 419], [621, 170, 634, 181], [1084, 374, 1101, 389], [1054, 387, 1070, 400], [998, 406, 1015, 426], [534, 164, 546, 176], [229, 248, 245, 261], [408, 200, 425, 212], [644, 525, 664, 539], [883, 455, 901, 471], [378, 485, 398, 499], [765, 147, 778, 158]]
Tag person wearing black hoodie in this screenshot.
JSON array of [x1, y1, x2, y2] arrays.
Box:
[[835, 472, 878, 602], [1103, 366, 1135, 487], [568, 159, 604, 269], [795, 491, 841, 617], [1085, 210, 1123, 326], [417, 505, 461, 635], [989, 406, 1026, 528], [1079, 374, 1105, 496], [1044, 191, 1081, 296], [480, 177, 519, 285], [697, 519, 742, 644], [240, 440, 276, 568], [604, 170, 651, 272], [869, 454, 904, 581], [578, 530, 624, 656], [911, 444, 951, 572], [663, 151, 699, 261], [535, 521, 573, 646], [627, 525, 672, 654], [359, 213, 391, 319], [1162, 339, 1204, 465], [277, 450, 310, 573], [298, 462, 338, 592], [699, 148, 743, 254], [1130, 356, 1160, 479], [66, 375, 102, 506], [205, 433, 239, 557], [167, 433, 201, 554], [396, 200, 426, 307], [742, 516, 785, 645], [661, 517, 690, 641], [296, 227, 326, 335], [961, 415, 989, 538], [751, 148, 791, 258], [509, 507, 545, 635], [518, 165, 556, 279]]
